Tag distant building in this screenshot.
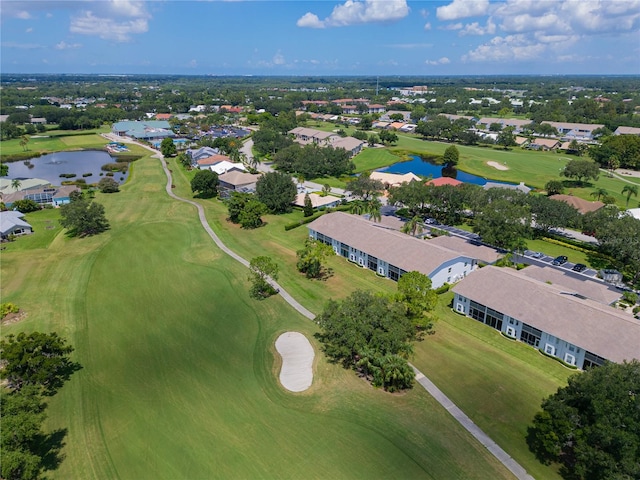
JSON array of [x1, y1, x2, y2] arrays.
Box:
[[112, 120, 175, 141], [483, 181, 531, 195], [549, 195, 604, 215]]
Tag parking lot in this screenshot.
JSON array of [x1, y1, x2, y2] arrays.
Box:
[[519, 250, 599, 278]]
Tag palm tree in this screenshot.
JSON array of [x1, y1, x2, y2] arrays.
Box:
[[622, 185, 638, 208], [365, 197, 382, 223], [401, 215, 424, 237], [590, 188, 608, 201], [321, 184, 332, 197], [349, 200, 365, 216], [10, 179, 22, 191]]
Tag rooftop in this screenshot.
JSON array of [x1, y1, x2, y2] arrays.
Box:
[[452, 266, 640, 363]]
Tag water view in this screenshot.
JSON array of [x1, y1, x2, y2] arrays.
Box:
[[5, 150, 129, 186], [381, 155, 516, 187]]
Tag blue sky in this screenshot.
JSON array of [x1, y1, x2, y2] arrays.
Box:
[[1, 0, 639, 75]]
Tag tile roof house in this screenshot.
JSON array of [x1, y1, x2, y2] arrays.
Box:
[[293, 193, 341, 209], [307, 212, 479, 287], [370, 171, 421, 188], [426, 177, 463, 187], [452, 266, 638, 369], [549, 194, 604, 214], [187, 146, 219, 163], [0, 211, 33, 239], [477, 117, 532, 133], [196, 154, 231, 169]]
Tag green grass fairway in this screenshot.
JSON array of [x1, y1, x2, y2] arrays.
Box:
[[2, 153, 515, 479], [412, 293, 571, 480], [353, 148, 402, 173], [0, 128, 109, 158], [167, 157, 571, 479]]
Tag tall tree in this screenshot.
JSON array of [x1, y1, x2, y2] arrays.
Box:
[[59, 198, 109, 237], [442, 145, 459, 166], [395, 271, 437, 331], [561, 159, 600, 185], [0, 163, 8, 177], [248, 256, 279, 299], [160, 137, 177, 157], [347, 172, 384, 201], [303, 193, 314, 217], [296, 238, 334, 279], [190, 169, 219, 198], [401, 215, 424, 237], [256, 171, 297, 214], [0, 332, 80, 396], [622, 185, 638, 208], [527, 360, 640, 480]]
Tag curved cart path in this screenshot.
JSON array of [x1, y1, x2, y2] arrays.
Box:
[[149, 147, 532, 480]]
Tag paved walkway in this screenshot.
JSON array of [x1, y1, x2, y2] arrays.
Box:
[[127, 140, 532, 479]]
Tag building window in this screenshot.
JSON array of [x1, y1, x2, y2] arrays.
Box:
[[448, 267, 452, 273], [367, 255, 378, 272], [544, 344, 556, 356], [564, 353, 576, 366], [505, 326, 516, 338], [520, 323, 542, 348], [582, 351, 606, 370], [456, 303, 464, 313]]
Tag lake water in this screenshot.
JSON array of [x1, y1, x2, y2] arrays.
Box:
[[381, 155, 514, 186], [5, 150, 129, 185]]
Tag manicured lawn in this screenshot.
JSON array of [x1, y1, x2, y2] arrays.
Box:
[[169, 157, 571, 480], [0, 128, 109, 158], [1, 208, 63, 252], [1, 152, 514, 479], [353, 148, 402, 173], [412, 292, 571, 480]]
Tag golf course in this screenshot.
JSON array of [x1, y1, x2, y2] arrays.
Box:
[[2, 143, 522, 479]]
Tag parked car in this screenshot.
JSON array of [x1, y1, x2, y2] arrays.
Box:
[[424, 217, 437, 225], [572, 263, 587, 272], [552, 255, 568, 266], [530, 251, 544, 258]]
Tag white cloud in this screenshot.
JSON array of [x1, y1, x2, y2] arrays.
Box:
[[70, 11, 148, 42], [437, 0, 489, 21], [187, 59, 198, 69], [420, 9, 429, 18], [426, 57, 451, 65], [459, 19, 495, 35], [55, 41, 82, 50], [16, 10, 32, 19], [458, 0, 640, 64], [297, 0, 409, 28], [296, 12, 324, 28], [424, 22, 431, 30], [26, 27, 33, 33], [442, 22, 463, 30], [462, 34, 546, 62], [273, 52, 285, 65]]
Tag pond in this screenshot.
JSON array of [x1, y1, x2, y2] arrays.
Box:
[[380, 155, 516, 186], [5, 150, 129, 185]]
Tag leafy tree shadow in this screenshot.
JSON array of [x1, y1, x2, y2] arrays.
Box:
[[36, 428, 68, 474]]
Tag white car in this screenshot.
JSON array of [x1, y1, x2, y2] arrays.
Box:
[[530, 251, 544, 258]]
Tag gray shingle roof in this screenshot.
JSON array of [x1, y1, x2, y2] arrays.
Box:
[[308, 212, 470, 276], [452, 266, 640, 363]]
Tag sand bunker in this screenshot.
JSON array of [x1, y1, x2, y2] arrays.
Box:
[[275, 332, 314, 392], [487, 161, 509, 171]]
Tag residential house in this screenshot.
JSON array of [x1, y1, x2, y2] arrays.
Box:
[[209, 161, 246, 176], [614, 126, 640, 136], [196, 154, 231, 170], [293, 193, 341, 210], [370, 171, 420, 189], [398, 86, 429, 96], [483, 182, 532, 194], [3, 185, 80, 208], [186, 146, 219, 163], [217, 171, 261, 198], [288, 127, 337, 145], [367, 104, 386, 114], [451, 266, 639, 369], [331, 137, 365, 157], [307, 212, 478, 288], [477, 117, 532, 133], [0, 178, 51, 195], [549, 194, 604, 215], [155, 113, 172, 121], [514, 136, 529, 147], [341, 105, 358, 115], [528, 138, 561, 151], [426, 177, 463, 187], [381, 111, 411, 122], [0, 211, 33, 239], [541, 121, 604, 141]]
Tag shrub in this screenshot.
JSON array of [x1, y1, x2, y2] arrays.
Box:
[[82, 173, 93, 177], [435, 283, 450, 294], [0, 302, 19, 319], [622, 291, 638, 305], [59, 173, 77, 178]]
